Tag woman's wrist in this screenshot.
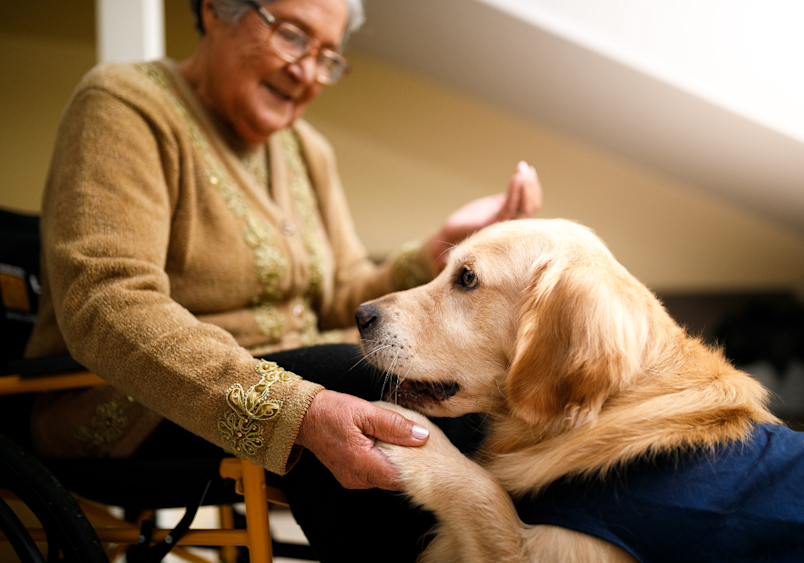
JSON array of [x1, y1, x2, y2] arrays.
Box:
[[296, 389, 329, 449]]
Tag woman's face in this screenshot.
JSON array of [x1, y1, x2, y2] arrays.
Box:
[[200, 0, 348, 143]]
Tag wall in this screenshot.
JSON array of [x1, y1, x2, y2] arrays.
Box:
[[304, 52, 804, 293], [1, 0, 803, 294], [508, 0, 804, 142], [0, 0, 197, 212]]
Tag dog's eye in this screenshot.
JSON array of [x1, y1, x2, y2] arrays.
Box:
[[457, 267, 479, 289]]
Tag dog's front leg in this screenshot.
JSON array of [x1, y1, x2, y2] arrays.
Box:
[[375, 402, 528, 563]]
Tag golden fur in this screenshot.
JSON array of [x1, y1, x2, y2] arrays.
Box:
[[358, 218, 778, 563]]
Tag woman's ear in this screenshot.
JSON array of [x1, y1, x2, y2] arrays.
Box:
[[201, 0, 221, 33], [506, 257, 646, 430]]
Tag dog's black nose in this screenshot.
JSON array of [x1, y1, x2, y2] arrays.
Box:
[[355, 303, 378, 332]]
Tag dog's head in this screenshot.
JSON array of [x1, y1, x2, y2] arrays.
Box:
[[357, 219, 662, 431]]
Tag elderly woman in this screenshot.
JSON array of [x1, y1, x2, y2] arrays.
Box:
[[25, 0, 541, 559]]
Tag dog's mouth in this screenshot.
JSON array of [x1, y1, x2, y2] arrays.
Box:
[[386, 377, 460, 404]]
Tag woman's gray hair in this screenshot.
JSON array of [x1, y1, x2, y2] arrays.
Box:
[[188, 0, 365, 46]]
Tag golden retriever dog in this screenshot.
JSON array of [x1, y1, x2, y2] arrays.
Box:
[[356, 219, 804, 563]]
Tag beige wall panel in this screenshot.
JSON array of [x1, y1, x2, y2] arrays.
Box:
[[0, 33, 95, 212], [305, 52, 804, 293]]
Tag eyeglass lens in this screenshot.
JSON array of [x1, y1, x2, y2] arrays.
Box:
[[270, 22, 347, 84]]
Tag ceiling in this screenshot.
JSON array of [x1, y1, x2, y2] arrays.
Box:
[[349, 0, 804, 233]]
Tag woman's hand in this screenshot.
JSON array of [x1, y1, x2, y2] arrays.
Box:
[[295, 390, 430, 491], [428, 161, 542, 271]]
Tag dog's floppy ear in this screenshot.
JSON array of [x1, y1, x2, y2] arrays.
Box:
[[507, 255, 647, 430]]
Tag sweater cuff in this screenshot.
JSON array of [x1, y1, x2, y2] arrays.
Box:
[[217, 359, 324, 475]]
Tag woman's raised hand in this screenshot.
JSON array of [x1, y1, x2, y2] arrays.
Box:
[[428, 161, 542, 271]]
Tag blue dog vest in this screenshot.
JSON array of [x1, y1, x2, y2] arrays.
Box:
[[516, 424, 804, 563]]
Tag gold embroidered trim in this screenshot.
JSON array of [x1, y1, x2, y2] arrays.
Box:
[[217, 412, 265, 457], [279, 130, 325, 295], [136, 62, 170, 90], [217, 360, 302, 456], [390, 241, 431, 290], [136, 63, 336, 346], [276, 129, 327, 343], [240, 149, 269, 192], [253, 303, 286, 343], [136, 62, 288, 302], [74, 397, 135, 457]]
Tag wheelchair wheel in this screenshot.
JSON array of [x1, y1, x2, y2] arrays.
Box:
[[0, 433, 108, 563]]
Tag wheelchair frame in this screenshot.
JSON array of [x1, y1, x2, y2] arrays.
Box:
[[0, 368, 291, 563]]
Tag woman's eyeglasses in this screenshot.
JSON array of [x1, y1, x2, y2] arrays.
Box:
[[248, 0, 350, 85]]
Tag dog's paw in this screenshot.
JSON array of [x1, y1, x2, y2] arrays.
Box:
[[373, 401, 469, 507]]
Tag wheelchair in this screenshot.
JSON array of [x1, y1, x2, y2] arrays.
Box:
[[0, 207, 317, 562]]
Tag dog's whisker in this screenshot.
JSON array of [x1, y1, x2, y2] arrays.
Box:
[[356, 343, 393, 369], [356, 339, 386, 353], [380, 368, 395, 401], [400, 358, 414, 381], [379, 353, 399, 398], [396, 360, 418, 405], [385, 354, 418, 405], [432, 239, 457, 263], [349, 343, 390, 372], [379, 349, 403, 401], [386, 350, 399, 380]]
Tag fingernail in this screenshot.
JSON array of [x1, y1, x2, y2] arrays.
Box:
[[517, 161, 528, 173], [412, 425, 429, 440]]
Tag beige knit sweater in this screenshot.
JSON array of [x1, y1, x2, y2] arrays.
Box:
[[25, 59, 435, 474]]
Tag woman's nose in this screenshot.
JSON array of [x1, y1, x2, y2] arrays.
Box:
[[289, 53, 319, 85]]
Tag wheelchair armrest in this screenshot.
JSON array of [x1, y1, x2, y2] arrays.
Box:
[[0, 356, 105, 396]]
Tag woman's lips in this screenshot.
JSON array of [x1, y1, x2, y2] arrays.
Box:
[[265, 82, 293, 102]]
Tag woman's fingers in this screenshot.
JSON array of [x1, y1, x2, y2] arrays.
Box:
[[295, 390, 428, 491], [505, 161, 542, 219]]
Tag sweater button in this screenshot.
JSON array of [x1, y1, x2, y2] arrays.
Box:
[[281, 220, 296, 236], [292, 303, 305, 317]]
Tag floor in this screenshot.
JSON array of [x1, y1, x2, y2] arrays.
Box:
[[111, 504, 317, 563]]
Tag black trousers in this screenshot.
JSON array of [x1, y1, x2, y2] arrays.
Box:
[[133, 344, 485, 562]]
